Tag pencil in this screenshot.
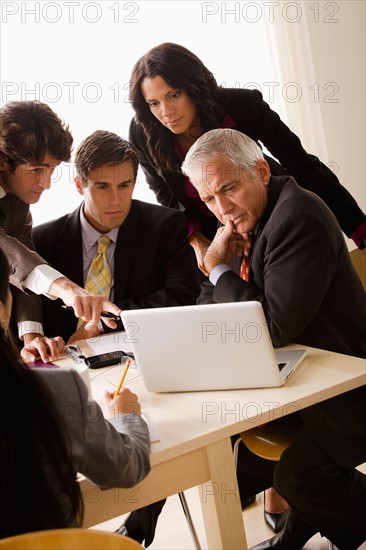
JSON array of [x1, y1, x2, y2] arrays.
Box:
[[113, 359, 131, 398]]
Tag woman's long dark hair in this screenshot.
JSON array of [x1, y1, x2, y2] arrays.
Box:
[[0, 250, 83, 538], [129, 42, 225, 172]]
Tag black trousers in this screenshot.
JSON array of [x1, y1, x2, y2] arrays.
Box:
[[124, 434, 276, 546], [275, 386, 366, 550]]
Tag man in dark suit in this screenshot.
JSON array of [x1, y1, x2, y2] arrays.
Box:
[[32, 130, 200, 547], [32, 130, 200, 344], [0, 101, 120, 363], [181, 128, 366, 550]]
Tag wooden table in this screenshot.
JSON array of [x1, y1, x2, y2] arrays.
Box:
[[57, 334, 365, 549]]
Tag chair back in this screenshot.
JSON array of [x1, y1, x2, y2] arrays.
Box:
[[239, 414, 303, 461], [0, 528, 144, 550], [350, 248, 366, 291]]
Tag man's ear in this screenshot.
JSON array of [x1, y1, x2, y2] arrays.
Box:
[[75, 176, 84, 196], [256, 159, 271, 185]]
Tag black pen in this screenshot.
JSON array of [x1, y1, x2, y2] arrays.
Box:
[[61, 305, 121, 321]]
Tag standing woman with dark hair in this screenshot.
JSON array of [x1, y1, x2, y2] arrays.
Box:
[[0, 249, 151, 538], [129, 42, 366, 275]]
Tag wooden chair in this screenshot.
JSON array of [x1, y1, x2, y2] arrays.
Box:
[[350, 247, 366, 291], [0, 528, 144, 549], [233, 414, 304, 463]]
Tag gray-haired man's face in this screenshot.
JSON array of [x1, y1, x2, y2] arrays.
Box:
[[190, 156, 270, 236]]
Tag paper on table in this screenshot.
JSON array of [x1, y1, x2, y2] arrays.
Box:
[[86, 332, 133, 355], [142, 412, 160, 443]]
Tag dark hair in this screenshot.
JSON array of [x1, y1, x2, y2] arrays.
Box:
[[75, 130, 139, 184], [129, 42, 225, 172], [0, 252, 83, 538], [0, 101, 73, 172]]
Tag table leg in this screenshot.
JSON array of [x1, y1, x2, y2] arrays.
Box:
[[199, 438, 247, 550]]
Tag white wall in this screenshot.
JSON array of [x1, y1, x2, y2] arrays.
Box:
[[305, 0, 366, 234], [264, 0, 365, 248]]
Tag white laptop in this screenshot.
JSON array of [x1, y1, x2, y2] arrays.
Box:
[[121, 301, 307, 393]]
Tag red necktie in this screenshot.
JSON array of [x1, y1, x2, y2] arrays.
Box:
[[240, 254, 250, 282]]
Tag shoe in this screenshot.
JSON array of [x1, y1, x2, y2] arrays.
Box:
[[250, 533, 283, 549], [250, 508, 317, 550], [263, 489, 288, 533], [114, 519, 144, 543], [264, 508, 288, 533], [241, 494, 256, 509], [114, 523, 129, 536]]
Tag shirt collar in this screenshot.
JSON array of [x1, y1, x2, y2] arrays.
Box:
[[0, 186, 6, 199], [79, 203, 119, 252]]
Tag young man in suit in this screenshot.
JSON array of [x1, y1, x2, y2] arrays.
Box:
[[32, 130, 201, 547], [181, 128, 366, 550], [32, 129, 200, 344], [0, 101, 120, 362]]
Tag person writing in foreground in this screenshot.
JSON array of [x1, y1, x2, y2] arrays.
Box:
[[0, 101, 121, 363], [0, 247, 151, 538], [181, 128, 366, 550]]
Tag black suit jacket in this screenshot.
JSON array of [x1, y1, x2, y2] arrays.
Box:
[[32, 200, 200, 341], [129, 88, 365, 239], [198, 176, 366, 360], [198, 176, 366, 456]]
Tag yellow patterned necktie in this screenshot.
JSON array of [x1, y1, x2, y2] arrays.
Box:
[[85, 235, 112, 298], [77, 235, 112, 329]]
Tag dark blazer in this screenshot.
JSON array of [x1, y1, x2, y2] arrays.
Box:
[[198, 176, 366, 465], [198, 176, 366, 359], [0, 193, 44, 327], [32, 200, 201, 341], [129, 88, 365, 240]]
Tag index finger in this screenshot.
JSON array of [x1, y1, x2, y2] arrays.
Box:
[[34, 339, 51, 363], [82, 297, 121, 327], [101, 298, 122, 317]]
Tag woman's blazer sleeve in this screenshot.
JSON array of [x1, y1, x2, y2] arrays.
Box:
[[226, 88, 366, 238]]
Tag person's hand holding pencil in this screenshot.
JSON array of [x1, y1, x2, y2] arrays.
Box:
[[114, 358, 131, 397], [103, 357, 141, 416]]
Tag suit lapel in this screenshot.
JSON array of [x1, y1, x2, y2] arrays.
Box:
[[255, 176, 286, 243], [249, 176, 288, 281], [113, 201, 143, 303], [56, 206, 84, 286]]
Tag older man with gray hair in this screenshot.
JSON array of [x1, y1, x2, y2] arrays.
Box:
[[182, 128, 366, 550]]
